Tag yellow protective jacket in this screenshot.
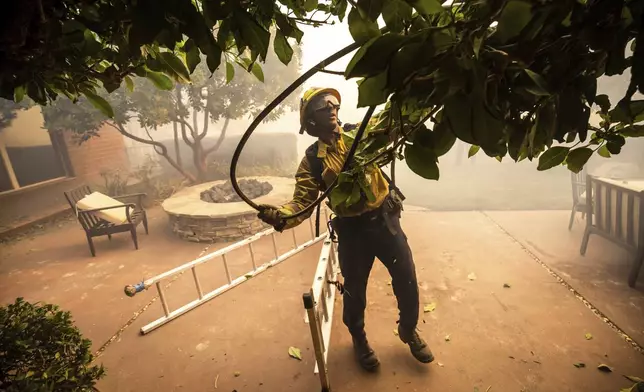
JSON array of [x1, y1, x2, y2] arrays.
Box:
[[278, 126, 389, 230]]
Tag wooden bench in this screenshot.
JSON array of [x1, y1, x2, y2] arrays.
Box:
[[580, 176, 644, 287], [64, 185, 148, 257]]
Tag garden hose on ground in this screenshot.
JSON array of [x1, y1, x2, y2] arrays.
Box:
[[229, 37, 378, 220]]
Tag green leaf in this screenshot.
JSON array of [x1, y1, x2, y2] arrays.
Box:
[[225, 62, 235, 84], [537, 146, 569, 171], [444, 93, 476, 144], [145, 71, 174, 90], [304, 0, 318, 12], [83, 90, 114, 118], [423, 302, 437, 312], [357, 0, 384, 21], [566, 147, 593, 173], [357, 73, 389, 107], [184, 39, 201, 73], [524, 69, 550, 96], [159, 52, 190, 82], [622, 125, 644, 137], [235, 11, 271, 61], [274, 29, 294, 65], [382, 0, 413, 33], [123, 76, 134, 92], [431, 121, 457, 157], [598, 145, 611, 158], [495, 0, 533, 44], [610, 100, 644, 124], [573, 362, 586, 368], [595, 94, 611, 112], [345, 34, 407, 79], [404, 143, 439, 180], [585, 333, 593, 340], [250, 62, 264, 83], [468, 145, 480, 158], [408, 0, 444, 16], [14, 85, 26, 102], [288, 346, 302, 360], [348, 7, 381, 44], [346, 183, 362, 207], [597, 364, 613, 373]]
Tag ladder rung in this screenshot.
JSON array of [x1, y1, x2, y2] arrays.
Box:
[[248, 243, 257, 270], [156, 282, 170, 316], [191, 266, 203, 299], [271, 232, 279, 259], [222, 254, 232, 283]]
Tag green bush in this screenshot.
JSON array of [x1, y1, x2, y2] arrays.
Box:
[[0, 298, 105, 391]]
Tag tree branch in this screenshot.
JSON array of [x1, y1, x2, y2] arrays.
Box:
[[197, 102, 210, 140], [192, 106, 199, 138], [203, 116, 229, 156], [105, 122, 197, 183]]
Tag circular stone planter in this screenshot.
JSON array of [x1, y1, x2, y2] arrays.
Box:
[[162, 176, 295, 243]]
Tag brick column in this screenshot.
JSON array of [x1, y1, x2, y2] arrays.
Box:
[[62, 123, 129, 183]]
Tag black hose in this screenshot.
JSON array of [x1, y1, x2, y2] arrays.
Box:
[[229, 37, 377, 219]]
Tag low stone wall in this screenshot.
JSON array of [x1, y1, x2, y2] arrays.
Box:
[[162, 176, 295, 243], [168, 211, 269, 243]]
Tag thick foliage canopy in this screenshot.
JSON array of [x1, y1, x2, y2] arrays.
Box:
[[2, 0, 644, 208]]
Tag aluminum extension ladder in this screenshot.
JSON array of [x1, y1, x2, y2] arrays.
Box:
[[124, 209, 330, 334], [303, 227, 341, 392]]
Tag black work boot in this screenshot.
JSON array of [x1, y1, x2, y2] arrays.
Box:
[[352, 335, 380, 371], [398, 326, 434, 364]]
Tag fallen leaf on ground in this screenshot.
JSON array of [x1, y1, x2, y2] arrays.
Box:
[[393, 329, 399, 336], [574, 363, 586, 368], [234, 371, 241, 377], [597, 364, 613, 373], [468, 273, 477, 281], [423, 303, 437, 313], [445, 335, 451, 342], [288, 346, 302, 360], [620, 382, 644, 392], [503, 283, 511, 288], [585, 333, 593, 340]]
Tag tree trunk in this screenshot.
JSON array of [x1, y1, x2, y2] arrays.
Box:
[[106, 122, 197, 183], [172, 120, 182, 168]]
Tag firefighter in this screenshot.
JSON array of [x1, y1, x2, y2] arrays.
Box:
[[256, 87, 433, 371]]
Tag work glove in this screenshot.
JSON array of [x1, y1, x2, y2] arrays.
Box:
[[257, 204, 287, 232]]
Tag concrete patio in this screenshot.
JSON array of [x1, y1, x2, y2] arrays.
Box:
[[0, 206, 642, 392]]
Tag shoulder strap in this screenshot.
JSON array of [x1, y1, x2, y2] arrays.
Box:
[[305, 142, 326, 191]]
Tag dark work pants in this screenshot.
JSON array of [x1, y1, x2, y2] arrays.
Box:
[[334, 210, 420, 340]]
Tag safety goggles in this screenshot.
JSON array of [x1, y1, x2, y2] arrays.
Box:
[[310, 94, 340, 112]]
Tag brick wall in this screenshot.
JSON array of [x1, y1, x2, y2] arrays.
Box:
[[62, 123, 129, 182]]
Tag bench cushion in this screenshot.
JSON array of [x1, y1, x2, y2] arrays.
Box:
[[76, 192, 129, 225]]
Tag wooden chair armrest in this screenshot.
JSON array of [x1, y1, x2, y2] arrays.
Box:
[[113, 193, 147, 208]]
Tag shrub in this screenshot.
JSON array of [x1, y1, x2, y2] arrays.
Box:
[[0, 298, 105, 391]]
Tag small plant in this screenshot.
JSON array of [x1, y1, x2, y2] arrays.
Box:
[[99, 168, 129, 196], [0, 298, 105, 391]]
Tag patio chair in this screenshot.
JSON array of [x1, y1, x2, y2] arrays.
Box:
[[64, 185, 148, 257], [569, 167, 588, 230]]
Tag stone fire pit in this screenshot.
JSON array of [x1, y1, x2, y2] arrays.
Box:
[[162, 176, 295, 243]]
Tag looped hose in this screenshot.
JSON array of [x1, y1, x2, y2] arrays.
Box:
[[229, 37, 380, 220]]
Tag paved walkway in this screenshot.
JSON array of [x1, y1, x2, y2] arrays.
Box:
[[0, 207, 642, 392]]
